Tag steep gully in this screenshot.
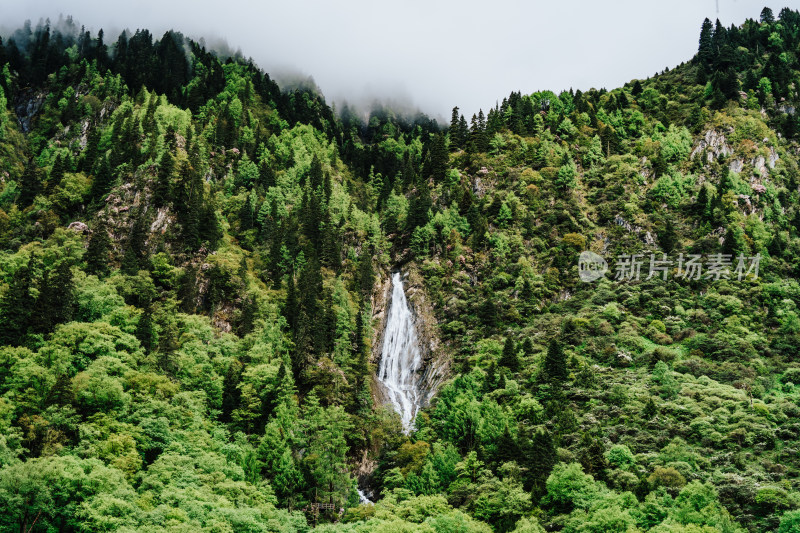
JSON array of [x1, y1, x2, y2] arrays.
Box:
[[357, 270, 447, 504]]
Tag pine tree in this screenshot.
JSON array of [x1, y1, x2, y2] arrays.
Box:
[[81, 127, 100, 173], [0, 258, 34, 345], [543, 338, 568, 383], [429, 133, 448, 183], [122, 208, 148, 275], [358, 247, 375, 303], [519, 427, 556, 497], [47, 154, 65, 193], [449, 106, 462, 150], [522, 338, 534, 358], [458, 115, 469, 148], [479, 294, 497, 330], [643, 397, 658, 419], [500, 337, 520, 372], [89, 156, 113, 205], [18, 161, 42, 207], [35, 261, 74, 334], [308, 154, 323, 191], [579, 432, 608, 481], [153, 151, 174, 207], [698, 18, 714, 68], [483, 360, 497, 392], [658, 216, 678, 254], [135, 305, 156, 353], [407, 177, 432, 231], [221, 359, 243, 423], [496, 424, 519, 465]]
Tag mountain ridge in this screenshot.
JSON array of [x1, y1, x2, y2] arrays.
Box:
[[0, 6, 799, 533]]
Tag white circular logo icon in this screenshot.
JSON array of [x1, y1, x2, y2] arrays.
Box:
[[578, 251, 608, 282]]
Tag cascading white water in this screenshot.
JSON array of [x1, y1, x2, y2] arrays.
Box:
[[357, 488, 373, 505], [378, 272, 423, 433]]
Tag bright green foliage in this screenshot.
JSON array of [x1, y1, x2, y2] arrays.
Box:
[[0, 9, 799, 533]]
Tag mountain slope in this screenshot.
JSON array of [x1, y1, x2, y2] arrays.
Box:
[[0, 7, 799, 533]]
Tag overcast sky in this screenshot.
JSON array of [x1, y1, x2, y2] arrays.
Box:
[[1, 0, 790, 120]]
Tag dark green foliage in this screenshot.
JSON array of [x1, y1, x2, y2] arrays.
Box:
[[31, 261, 74, 335], [0, 258, 34, 345], [0, 11, 799, 532], [18, 160, 42, 207], [500, 336, 520, 372], [543, 339, 567, 384]]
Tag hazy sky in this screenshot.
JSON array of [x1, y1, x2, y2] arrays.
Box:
[[1, 0, 790, 120]]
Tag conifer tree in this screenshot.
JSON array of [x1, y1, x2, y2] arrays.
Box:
[[88, 156, 113, 206], [18, 161, 41, 207], [86, 221, 111, 276], [122, 208, 148, 275], [135, 305, 156, 353], [449, 106, 462, 150], [358, 247, 375, 303], [643, 397, 658, 419], [519, 427, 556, 497], [544, 338, 568, 383], [81, 127, 101, 173], [429, 133, 448, 183], [658, 216, 678, 254], [698, 18, 714, 68], [47, 154, 64, 193], [0, 258, 34, 345], [153, 152, 174, 207], [483, 361, 497, 393], [500, 336, 520, 372], [479, 294, 497, 330], [221, 359, 243, 423], [32, 261, 74, 334], [496, 424, 519, 465]]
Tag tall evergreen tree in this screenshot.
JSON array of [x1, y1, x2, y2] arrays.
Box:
[[18, 161, 42, 207], [543, 338, 568, 383], [500, 336, 520, 372], [698, 18, 714, 68], [86, 221, 112, 276], [0, 258, 34, 345]]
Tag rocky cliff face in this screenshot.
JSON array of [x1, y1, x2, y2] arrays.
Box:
[[370, 264, 450, 416]]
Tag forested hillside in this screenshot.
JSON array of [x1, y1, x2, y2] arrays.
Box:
[[1, 7, 800, 532]]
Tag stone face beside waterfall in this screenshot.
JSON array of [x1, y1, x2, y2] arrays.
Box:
[[370, 266, 450, 423]]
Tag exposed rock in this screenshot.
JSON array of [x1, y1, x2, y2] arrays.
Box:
[[149, 207, 173, 234], [14, 90, 47, 133], [614, 214, 653, 246], [729, 158, 744, 173], [691, 129, 733, 162], [371, 264, 450, 417], [67, 221, 89, 233], [768, 147, 779, 169], [753, 156, 768, 180], [737, 194, 753, 214]]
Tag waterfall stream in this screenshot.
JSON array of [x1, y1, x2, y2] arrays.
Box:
[[378, 272, 423, 433]]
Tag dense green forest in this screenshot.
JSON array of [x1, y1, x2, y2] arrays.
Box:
[[2, 6, 800, 532]]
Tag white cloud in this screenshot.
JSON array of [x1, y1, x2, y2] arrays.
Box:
[[1, 0, 786, 119]]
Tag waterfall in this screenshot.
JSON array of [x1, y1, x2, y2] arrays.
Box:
[[357, 488, 373, 505], [378, 272, 423, 433]]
